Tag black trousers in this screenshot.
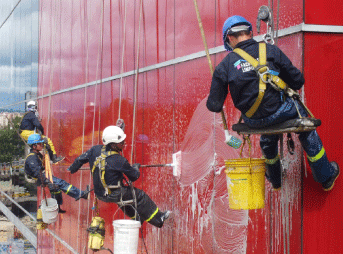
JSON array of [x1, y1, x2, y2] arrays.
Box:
[[97, 186, 165, 228]]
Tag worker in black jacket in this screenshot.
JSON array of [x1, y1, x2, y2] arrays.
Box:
[[206, 15, 339, 191], [67, 125, 171, 228], [20, 101, 63, 164], [25, 134, 89, 213]]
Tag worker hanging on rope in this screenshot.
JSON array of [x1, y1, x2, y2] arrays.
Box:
[[20, 101, 64, 164], [67, 126, 171, 228], [206, 15, 339, 191], [25, 133, 90, 213]]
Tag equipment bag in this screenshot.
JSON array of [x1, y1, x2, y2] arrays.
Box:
[[87, 216, 106, 251]]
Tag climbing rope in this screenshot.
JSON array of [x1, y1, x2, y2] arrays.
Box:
[[118, 0, 128, 120], [130, 0, 144, 164], [46, 1, 59, 139], [192, 0, 231, 139], [86, 0, 105, 249]]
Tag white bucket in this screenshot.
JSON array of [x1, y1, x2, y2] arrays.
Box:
[[41, 198, 58, 224], [113, 219, 141, 254]]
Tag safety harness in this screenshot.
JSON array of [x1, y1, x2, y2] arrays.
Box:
[[91, 146, 119, 196], [233, 42, 290, 118]]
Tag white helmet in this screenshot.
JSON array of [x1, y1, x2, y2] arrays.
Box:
[[27, 101, 37, 112], [102, 126, 126, 145]]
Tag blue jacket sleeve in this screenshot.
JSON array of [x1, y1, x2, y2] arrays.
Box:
[[68, 148, 92, 174], [122, 160, 140, 182], [206, 59, 229, 112], [32, 114, 45, 135], [107, 156, 140, 182], [275, 46, 304, 91]]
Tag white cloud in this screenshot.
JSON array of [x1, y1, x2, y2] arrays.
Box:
[[0, 62, 38, 93], [0, 0, 38, 110]]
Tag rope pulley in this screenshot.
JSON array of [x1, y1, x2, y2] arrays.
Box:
[[257, 5, 274, 45]]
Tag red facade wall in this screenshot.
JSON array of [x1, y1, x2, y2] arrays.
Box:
[[303, 33, 343, 254], [36, 0, 343, 253], [305, 0, 343, 26]]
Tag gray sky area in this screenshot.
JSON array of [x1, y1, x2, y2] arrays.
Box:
[[0, 0, 39, 112]]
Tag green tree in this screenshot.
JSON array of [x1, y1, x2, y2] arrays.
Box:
[[0, 116, 25, 163]]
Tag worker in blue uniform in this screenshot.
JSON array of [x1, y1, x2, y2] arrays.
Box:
[[25, 133, 89, 213], [206, 15, 339, 191], [67, 125, 171, 228], [20, 101, 64, 164]]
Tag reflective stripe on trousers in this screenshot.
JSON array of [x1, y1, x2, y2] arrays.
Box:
[[51, 176, 83, 199], [246, 97, 335, 183], [99, 186, 165, 228]]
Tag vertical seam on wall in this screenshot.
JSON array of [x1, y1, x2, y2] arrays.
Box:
[[212, 1, 217, 253], [172, 0, 176, 252], [300, 28, 305, 254]]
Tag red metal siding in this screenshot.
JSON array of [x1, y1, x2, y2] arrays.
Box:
[[303, 33, 343, 254], [37, 0, 343, 253], [305, 0, 343, 25]]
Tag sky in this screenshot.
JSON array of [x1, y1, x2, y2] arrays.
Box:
[[0, 0, 39, 112]]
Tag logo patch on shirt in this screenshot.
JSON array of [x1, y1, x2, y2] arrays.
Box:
[[234, 59, 254, 72]]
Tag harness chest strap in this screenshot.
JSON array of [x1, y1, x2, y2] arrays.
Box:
[[233, 43, 288, 118], [91, 146, 119, 195]]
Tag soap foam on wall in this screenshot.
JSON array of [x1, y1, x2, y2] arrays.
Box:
[[177, 98, 248, 253]]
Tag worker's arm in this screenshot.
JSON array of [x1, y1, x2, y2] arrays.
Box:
[[67, 149, 92, 174], [275, 47, 304, 91], [119, 158, 140, 182], [31, 114, 45, 135], [206, 59, 229, 112]]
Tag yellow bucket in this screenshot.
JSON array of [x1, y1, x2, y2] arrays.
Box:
[[225, 158, 266, 210]]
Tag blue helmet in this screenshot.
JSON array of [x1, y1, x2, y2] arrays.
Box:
[[27, 134, 44, 145], [222, 15, 252, 51]]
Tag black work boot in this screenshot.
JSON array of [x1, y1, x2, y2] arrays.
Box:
[[265, 160, 282, 191], [51, 154, 65, 164], [322, 162, 340, 191], [58, 205, 66, 214], [147, 210, 171, 228], [76, 185, 91, 201]]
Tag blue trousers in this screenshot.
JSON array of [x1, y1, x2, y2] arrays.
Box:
[[38, 176, 84, 205], [243, 97, 334, 186]]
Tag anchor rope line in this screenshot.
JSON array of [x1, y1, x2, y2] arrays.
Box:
[[88, 0, 105, 215], [192, 0, 230, 132], [118, 0, 128, 120], [46, 1, 59, 139], [98, 0, 106, 139], [0, 0, 22, 30], [78, 0, 105, 249], [130, 0, 144, 164]]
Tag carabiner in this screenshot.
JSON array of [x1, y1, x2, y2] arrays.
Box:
[[257, 67, 270, 83]]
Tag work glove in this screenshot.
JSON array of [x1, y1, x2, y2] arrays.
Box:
[[132, 163, 140, 172]]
